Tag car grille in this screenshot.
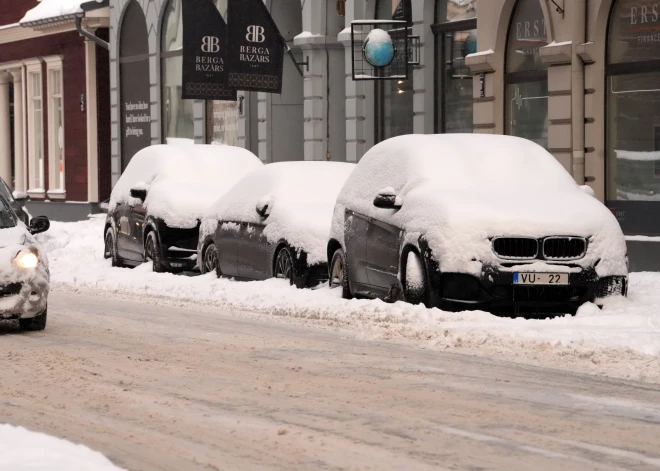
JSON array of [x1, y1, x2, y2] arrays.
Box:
[[492, 238, 538, 260], [542, 237, 587, 260], [513, 285, 589, 303], [0, 283, 22, 297]]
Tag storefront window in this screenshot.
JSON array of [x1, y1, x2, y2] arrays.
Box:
[[207, 100, 239, 145], [606, 0, 660, 234], [434, 1, 477, 134], [375, 0, 413, 143], [504, 0, 548, 148], [161, 0, 194, 142]]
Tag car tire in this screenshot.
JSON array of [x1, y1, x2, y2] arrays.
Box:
[[19, 309, 47, 331], [104, 227, 121, 268], [201, 242, 221, 277], [329, 248, 351, 299], [145, 231, 166, 273], [403, 250, 428, 306], [274, 246, 295, 285]]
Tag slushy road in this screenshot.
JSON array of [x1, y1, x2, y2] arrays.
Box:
[[1, 291, 659, 470]]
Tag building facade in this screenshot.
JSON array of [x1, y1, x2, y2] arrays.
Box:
[[0, 0, 111, 221], [110, 0, 660, 270]]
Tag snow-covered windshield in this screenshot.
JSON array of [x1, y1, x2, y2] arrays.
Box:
[[0, 197, 17, 229]]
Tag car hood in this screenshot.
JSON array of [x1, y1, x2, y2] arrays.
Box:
[[0, 226, 29, 248]]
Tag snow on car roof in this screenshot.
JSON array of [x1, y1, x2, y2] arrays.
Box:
[[205, 161, 355, 264], [330, 134, 627, 277], [110, 144, 263, 229]]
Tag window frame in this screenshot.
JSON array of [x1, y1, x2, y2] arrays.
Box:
[[45, 55, 65, 198], [24, 59, 45, 196]]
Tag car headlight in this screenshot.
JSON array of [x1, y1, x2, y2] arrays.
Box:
[[15, 250, 39, 269]]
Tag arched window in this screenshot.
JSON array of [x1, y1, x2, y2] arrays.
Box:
[[504, 0, 548, 148], [161, 0, 194, 142], [433, 0, 477, 133], [606, 0, 660, 231], [375, 0, 413, 143], [119, 1, 151, 170]]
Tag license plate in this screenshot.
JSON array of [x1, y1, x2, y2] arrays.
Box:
[[513, 273, 568, 285]]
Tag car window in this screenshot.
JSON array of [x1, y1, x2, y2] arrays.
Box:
[[0, 197, 17, 229], [0, 179, 13, 202]]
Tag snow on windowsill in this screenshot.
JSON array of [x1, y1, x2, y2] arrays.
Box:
[[545, 41, 573, 47], [47, 189, 67, 199], [466, 49, 494, 59]]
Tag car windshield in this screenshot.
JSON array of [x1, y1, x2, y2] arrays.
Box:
[[0, 197, 17, 229], [0, 179, 13, 202]]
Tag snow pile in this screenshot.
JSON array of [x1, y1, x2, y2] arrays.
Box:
[[330, 134, 628, 277], [110, 144, 263, 228], [0, 424, 124, 471], [20, 0, 99, 24], [37, 217, 660, 382], [203, 162, 355, 264]]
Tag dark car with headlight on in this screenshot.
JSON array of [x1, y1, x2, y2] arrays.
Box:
[[0, 195, 50, 330]]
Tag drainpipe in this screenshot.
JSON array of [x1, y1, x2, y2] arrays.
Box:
[[572, 0, 587, 184], [75, 14, 109, 50]]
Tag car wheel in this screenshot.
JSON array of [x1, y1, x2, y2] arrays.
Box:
[[274, 246, 295, 285], [145, 231, 166, 273], [104, 227, 121, 267], [329, 248, 351, 299], [202, 243, 221, 277], [19, 309, 47, 331], [403, 250, 428, 306]]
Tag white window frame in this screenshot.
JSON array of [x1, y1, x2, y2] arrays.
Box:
[[24, 59, 45, 197], [45, 55, 65, 198]]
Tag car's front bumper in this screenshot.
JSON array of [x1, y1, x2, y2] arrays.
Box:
[[0, 278, 49, 320], [155, 220, 200, 271], [427, 263, 626, 316]]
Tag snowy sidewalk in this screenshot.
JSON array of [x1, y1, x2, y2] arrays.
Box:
[[0, 424, 124, 471], [40, 216, 660, 382]]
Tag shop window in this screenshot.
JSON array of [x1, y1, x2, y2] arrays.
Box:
[[504, 0, 548, 149], [26, 61, 44, 193], [375, 0, 413, 143], [119, 1, 151, 171], [433, 0, 477, 134], [161, 0, 194, 142], [46, 57, 64, 194], [606, 0, 660, 223]]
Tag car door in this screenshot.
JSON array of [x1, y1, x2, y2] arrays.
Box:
[[365, 216, 402, 293], [215, 221, 241, 277], [344, 209, 369, 290], [127, 201, 147, 259], [115, 203, 139, 260], [237, 222, 269, 280]]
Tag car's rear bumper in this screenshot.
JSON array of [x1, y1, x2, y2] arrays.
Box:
[[427, 264, 627, 316], [0, 279, 49, 320]]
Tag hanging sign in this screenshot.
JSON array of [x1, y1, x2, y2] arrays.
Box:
[[182, 0, 237, 100], [226, 0, 286, 94]]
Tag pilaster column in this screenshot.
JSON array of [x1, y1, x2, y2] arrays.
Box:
[[0, 73, 12, 187], [9, 70, 25, 192], [85, 39, 99, 203]]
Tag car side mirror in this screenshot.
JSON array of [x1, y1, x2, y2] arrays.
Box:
[[130, 188, 147, 201], [255, 202, 270, 218], [13, 191, 29, 205], [373, 192, 401, 210], [29, 216, 50, 235]]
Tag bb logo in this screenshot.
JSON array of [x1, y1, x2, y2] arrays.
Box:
[[246, 25, 266, 43], [202, 36, 221, 53]]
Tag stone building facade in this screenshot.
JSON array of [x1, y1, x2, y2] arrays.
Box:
[[110, 0, 660, 269]]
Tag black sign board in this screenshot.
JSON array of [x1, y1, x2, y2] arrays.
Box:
[[182, 0, 237, 101], [226, 0, 286, 94]]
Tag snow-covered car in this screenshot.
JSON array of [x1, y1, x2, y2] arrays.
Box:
[[104, 144, 263, 273], [0, 195, 50, 330], [198, 161, 355, 288], [328, 134, 629, 315]]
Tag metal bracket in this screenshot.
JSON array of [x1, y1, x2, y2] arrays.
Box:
[[548, 0, 564, 17]]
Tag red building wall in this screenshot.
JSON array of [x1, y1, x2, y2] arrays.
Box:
[[0, 1, 38, 26], [0, 31, 89, 201]]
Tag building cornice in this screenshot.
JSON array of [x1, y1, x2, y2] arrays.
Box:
[[0, 16, 108, 45]]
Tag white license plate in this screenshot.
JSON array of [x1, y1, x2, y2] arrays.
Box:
[[513, 273, 568, 285]]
